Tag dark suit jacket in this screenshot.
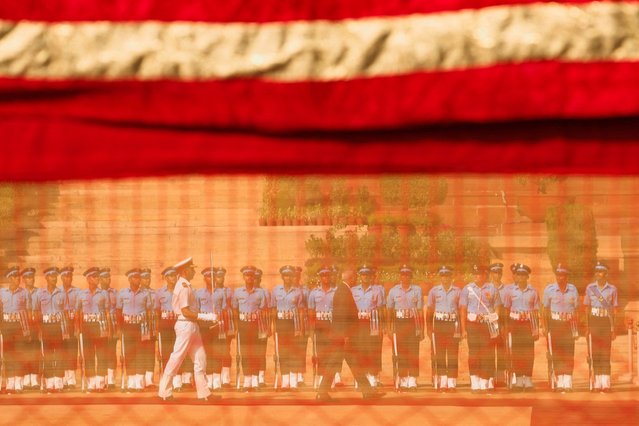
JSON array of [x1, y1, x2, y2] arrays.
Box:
[[331, 281, 359, 340]]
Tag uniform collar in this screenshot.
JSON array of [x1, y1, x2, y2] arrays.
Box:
[[514, 283, 532, 292]]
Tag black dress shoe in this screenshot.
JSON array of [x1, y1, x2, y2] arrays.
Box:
[[363, 391, 386, 400], [315, 392, 333, 402]]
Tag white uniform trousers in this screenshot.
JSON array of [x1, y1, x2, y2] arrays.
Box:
[[158, 320, 210, 399]]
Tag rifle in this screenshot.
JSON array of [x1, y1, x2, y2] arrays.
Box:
[[431, 330, 438, 390], [587, 331, 594, 391], [40, 332, 45, 393], [120, 332, 127, 392], [235, 331, 242, 390], [311, 332, 318, 389], [79, 332, 86, 392], [546, 331, 556, 389], [506, 331, 513, 390], [157, 331, 164, 375], [1, 333, 4, 391], [273, 332, 280, 389], [392, 332, 400, 391]]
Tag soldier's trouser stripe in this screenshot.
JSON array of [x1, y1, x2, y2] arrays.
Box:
[[395, 318, 419, 377], [549, 319, 575, 375], [589, 315, 613, 376], [433, 320, 460, 378], [510, 320, 535, 377], [467, 321, 494, 380]]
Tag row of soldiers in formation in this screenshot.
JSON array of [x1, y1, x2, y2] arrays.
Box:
[[0, 259, 618, 394]]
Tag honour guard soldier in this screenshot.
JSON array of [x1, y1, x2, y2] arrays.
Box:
[[460, 264, 502, 393], [352, 265, 385, 388], [21, 267, 40, 390], [271, 265, 305, 390], [196, 267, 228, 390], [541, 264, 579, 392], [156, 266, 186, 391], [116, 268, 153, 392], [583, 261, 618, 392], [1, 266, 31, 393], [254, 268, 270, 387], [307, 266, 338, 390], [426, 265, 461, 391], [158, 257, 220, 402], [292, 266, 309, 387], [140, 268, 157, 389], [77, 267, 110, 392], [32, 267, 67, 393], [60, 266, 80, 389], [210, 267, 234, 388], [370, 267, 386, 387], [232, 266, 268, 392], [386, 265, 424, 391], [98, 268, 118, 390], [503, 264, 540, 391], [490, 262, 512, 388]]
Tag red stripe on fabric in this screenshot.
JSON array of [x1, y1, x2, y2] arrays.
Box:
[[2, 61, 639, 132], [0, 0, 615, 23], [1, 117, 639, 180]]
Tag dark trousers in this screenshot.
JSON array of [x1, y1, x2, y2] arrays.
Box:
[[158, 321, 176, 374], [81, 323, 108, 376], [549, 319, 574, 375], [121, 323, 144, 374], [494, 331, 508, 383], [293, 335, 308, 373], [318, 324, 372, 394], [395, 319, 419, 377], [275, 319, 299, 374], [105, 338, 117, 370], [589, 315, 613, 375], [315, 323, 341, 379], [41, 323, 64, 379], [25, 338, 40, 376], [238, 321, 260, 376], [510, 320, 535, 377], [62, 336, 78, 372], [140, 337, 155, 374], [467, 321, 495, 380], [372, 333, 383, 374], [357, 319, 379, 375], [433, 320, 459, 378], [201, 324, 225, 374], [3, 323, 28, 377]]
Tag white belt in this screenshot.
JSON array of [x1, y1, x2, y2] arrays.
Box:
[[590, 307, 609, 317], [123, 314, 145, 324], [434, 312, 457, 321], [467, 312, 498, 323], [395, 309, 415, 319], [239, 312, 258, 322], [277, 311, 296, 320], [358, 311, 372, 320], [67, 311, 75, 320], [83, 313, 101, 322], [2, 313, 22, 322], [316, 311, 332, 321], [509, 311, 532, 321], [42, 314, 61, 324], [160, 311, 176, 320], [551, 311, 575, 321]]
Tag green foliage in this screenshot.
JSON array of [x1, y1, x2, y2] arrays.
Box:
[[260, 176, 376, 224], [304, 225, 484, 284], [380, 175, 447, 208], [546, 203, 598, 290]]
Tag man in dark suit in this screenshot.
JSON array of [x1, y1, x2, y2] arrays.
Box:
[[316, 270, 386, 401]]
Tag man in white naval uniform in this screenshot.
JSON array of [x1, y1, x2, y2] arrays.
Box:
[[158, 257, 221, 402]]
